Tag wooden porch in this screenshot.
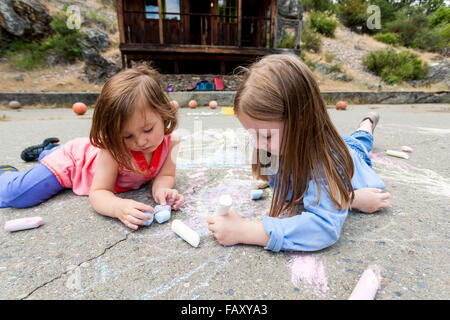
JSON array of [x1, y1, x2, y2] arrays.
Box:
[[116, 0, 301, 73]]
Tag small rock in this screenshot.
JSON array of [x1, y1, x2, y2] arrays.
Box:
[[13, 74, 24, 81], [8, 100, 21, 109]]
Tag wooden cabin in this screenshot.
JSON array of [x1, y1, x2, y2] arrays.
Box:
[[116, 0, 301, 74]]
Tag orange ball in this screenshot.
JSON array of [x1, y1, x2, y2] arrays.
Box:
[[335, 101, 347, 110], [72, 102, 87, 115], [171, 100, 179, 110], [188, 100, 197, 109], [209, 100, 218, 109]]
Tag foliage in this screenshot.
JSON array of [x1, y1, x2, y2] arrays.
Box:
[[310, 10, 338, 37], [373, 32, 400, 45], [362, 48, 430, 84], [1, 12, 84, 70], [336, 0, 369, 29], [301, 20, 322, 53]]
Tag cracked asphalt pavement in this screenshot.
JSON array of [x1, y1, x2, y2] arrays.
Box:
[[0, 104, 448, 299]]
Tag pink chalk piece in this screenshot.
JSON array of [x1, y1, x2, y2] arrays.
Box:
[[401, 146, 413, 153], [4, 216, 43, 232], [348, 268, 380, 300]]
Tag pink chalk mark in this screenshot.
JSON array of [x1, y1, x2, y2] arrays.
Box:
[[348, 268, 379, 300], [286, 254, 328, 295]]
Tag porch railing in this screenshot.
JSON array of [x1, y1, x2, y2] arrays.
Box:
[[122, 10, 272, 48]]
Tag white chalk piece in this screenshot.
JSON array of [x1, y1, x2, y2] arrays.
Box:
[[250, 189, 263, 200], [386, 150, 409, 159], [155, 210, 171, 223], [171, 219, 200, 247], [4, 216, 43, 232], [216, 194, 232, 215], [401, 145, 413, 153], [348, 268, 380, 300]]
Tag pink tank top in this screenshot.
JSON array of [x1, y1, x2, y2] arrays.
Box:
[[40, 135, 171, 196]]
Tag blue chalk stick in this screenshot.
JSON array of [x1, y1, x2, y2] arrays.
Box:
[[250, 189, 263, 200], [155, 210, 171, 223], [143, 211, 154, 226]]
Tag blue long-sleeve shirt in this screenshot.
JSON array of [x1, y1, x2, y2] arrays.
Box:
[[262, 135, 385, 252]]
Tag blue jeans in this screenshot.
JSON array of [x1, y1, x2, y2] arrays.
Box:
[[342, 130, 373, 167], [0, 147, 64, 208]]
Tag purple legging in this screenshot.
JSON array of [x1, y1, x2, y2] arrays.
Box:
[[0, 147, 64, 208]]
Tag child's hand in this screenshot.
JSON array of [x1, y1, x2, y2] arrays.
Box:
[[153, 188, 184, 210], [351, 188, 391, 213], [114, 199, 155, 230], [206, 209, 245, 246]]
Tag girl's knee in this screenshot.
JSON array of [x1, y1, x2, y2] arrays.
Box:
[[0, 173, 23, 204]]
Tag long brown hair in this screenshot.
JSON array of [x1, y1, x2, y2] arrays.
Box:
[[90, 65, 177, 173], [234, 54, 354, 217]]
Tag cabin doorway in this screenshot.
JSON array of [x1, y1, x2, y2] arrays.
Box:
[[189, 0, 212, 45]]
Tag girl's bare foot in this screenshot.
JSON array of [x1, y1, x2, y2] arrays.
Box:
[[351, 188, 391, 213]]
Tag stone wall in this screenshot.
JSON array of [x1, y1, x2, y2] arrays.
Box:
[[1, 91, 449, 108]]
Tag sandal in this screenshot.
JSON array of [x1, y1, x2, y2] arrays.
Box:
[[20, 137, 60, 162], [359, 112, 380, 133], [0, 165, 18, 176]]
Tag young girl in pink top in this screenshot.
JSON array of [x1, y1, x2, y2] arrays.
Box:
[[0, 66, 183, 230]]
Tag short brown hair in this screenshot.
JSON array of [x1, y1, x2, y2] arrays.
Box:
[[90, 65, 177, 172]]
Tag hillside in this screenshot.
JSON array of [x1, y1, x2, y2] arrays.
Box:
[[0, 0, 448, 94]]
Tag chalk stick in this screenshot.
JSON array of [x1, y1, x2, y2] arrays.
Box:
[[216, 194, 232, 215], [155, 210, 171, 224], [143, 211, 154, 226], [171, 219, 200, 247], [250, 189, 263, 200], [4, 216, 43, 232], [348, 268, 380, 300], [401, 145, 413, 153], [386, 150, 409, 159]]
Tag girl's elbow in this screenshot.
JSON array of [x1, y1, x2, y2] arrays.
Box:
[[318, 229, 340, 250]]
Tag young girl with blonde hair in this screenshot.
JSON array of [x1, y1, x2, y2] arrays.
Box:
[[206, 54, 390, 251], [0, 66, 183, 230]]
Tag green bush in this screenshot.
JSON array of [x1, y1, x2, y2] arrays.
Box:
[[336, 0, 368, 29], [373, 32, 400, 45], [1, 13, 84, 70], [384, 7, 429, 47], [278, 33, 297, 49], [369, 0, 396, 26], [430, 6, 450, 27], [412, 29, 445, 52], [310, 10, 338, 37], [301, 21, 322, 53], [362, 48, 430, 84], [438, 23, 450, 43], [3, 41, 47, 70], [301, 0, 337, 13], [45, 15, 84, 63]]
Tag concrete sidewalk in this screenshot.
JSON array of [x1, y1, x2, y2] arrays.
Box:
[[0, 104, 448, 299]]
